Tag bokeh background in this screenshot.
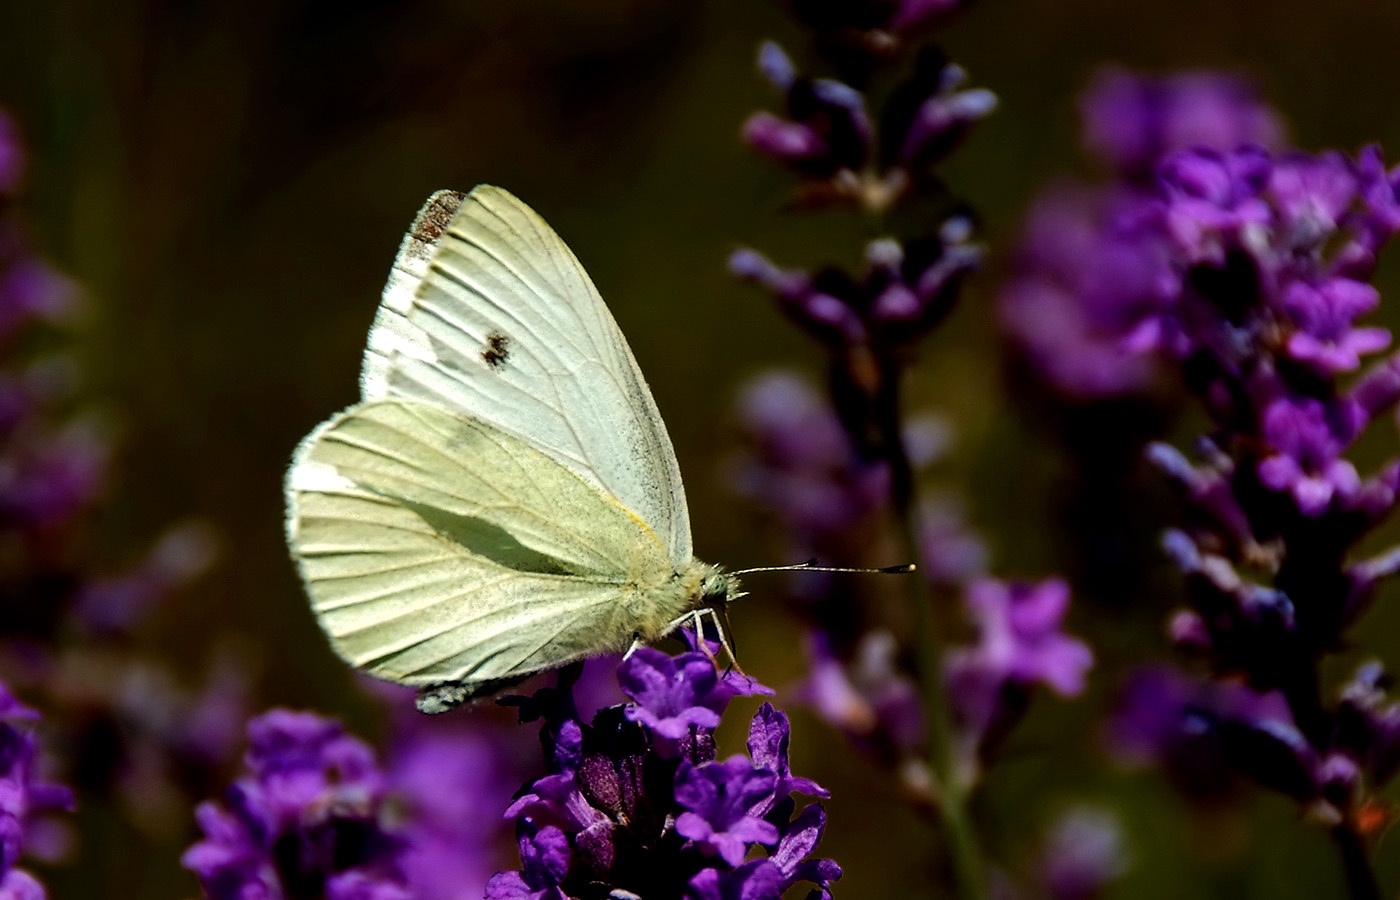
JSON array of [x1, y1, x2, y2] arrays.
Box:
[[3, 1, 1400, 898]]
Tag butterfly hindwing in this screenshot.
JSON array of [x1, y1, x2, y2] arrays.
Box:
[[360, 186, 693, 564], [286, 398, 677, 688]]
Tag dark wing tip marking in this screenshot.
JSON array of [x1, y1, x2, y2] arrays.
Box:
[[481, 331, 511, 369], [404, 190, 468, 260]]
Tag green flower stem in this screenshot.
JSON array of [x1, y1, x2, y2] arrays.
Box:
[[1332, 823, 1380, 900], [873, 351, 987, 900]]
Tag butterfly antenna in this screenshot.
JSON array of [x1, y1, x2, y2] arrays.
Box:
[[731, 558, 916, 576]]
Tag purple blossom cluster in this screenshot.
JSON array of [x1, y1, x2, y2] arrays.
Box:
[[730, 228, 983, 360], [184, 709, 411, 900], [1006, 70, 1400, 892], [0, 685, 70, 900], [1121, 144, 1400, 724], [1000, 69, 1285, 400], [945, 579, 1093, 766], [489, 646, 839, 900], [743, 41, 994, 206]]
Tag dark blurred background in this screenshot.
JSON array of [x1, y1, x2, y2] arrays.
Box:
[[3, 1, 1400, 898]]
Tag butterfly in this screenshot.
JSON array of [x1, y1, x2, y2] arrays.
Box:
[[284, 186, 744, 714]]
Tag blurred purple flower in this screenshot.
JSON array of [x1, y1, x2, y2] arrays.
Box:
[[0, 687, 69, 900], [0, 114, 22, 196], [1037, 807, 1128, 900], [799, 630, 925, 757], [744, 42, 872, 178], [1000, 69, 1283, 400], [1107, 667, 1342, 807], [1336, 662, 1400, 788], [950, 579, 1093, 698], [1081, 68, 1284, 180], [732, 230, 982, 351], [885, 51, 997, 172], [945, 578, 1092, 764], [730, 370, 889, 554], [999, 184, 1177, 398], [1280, 278, 1388, 374], [72, 522, 217, 634], [1256, 396, 1360, 515], [383, 710, 528, 900], [183, 710, 409, 900]]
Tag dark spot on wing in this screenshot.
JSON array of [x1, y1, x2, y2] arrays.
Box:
[[482, 331, 511, 369]]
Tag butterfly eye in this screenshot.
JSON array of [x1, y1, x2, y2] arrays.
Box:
[[700, 572, 736, 604]]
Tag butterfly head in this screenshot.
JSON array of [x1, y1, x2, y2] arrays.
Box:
[[698, 567, 743, 607]]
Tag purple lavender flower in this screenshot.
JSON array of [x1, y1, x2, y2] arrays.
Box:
[[383, 707, 530, 900], [884, 51, 997, 171], [620, 648, 733, 744], [674, 757, 780, 865], [1107, 667, 1342, 807], [999, 184, 1177, 398], [1255, 396, 1360, 516], [1036, 807, 1128, 900], [951, 579, 1093, 698], [1008, 103, 1400, 875], [1001, 69, 1283, 399], [730, 232, 982, 354], [733, 6, 1085, 897], [946, 579, 1093, 750], [1080, 68, 1284, 180], [0, 687, 69, 900], [1280, 278, 1389, 374], [729, 370, 889, 555], [485, 825, 573, 900], [1336, 662, 1400, 789], [689, 803, 841, 900], [183, 710, 410, 900], [746, 703, 828, 806], [798, 630, 925, 762], [744, 42, 872, 180], [742, 36, 992, 213], [494, 647, 837, 900]]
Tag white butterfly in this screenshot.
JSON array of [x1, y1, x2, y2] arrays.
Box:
[[284, 186, 742, 713]]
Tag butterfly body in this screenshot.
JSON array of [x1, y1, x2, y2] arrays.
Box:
[[286, 186, 737, 712]]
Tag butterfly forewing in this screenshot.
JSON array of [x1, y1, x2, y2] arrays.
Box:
[[359, 186, 692, 563], [287, 398, 676, 687]]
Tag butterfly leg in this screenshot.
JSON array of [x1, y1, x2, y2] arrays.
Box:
[[622, 634, 644, 661], [688, 609, 722, 671], [710, 604, 748, 678]]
